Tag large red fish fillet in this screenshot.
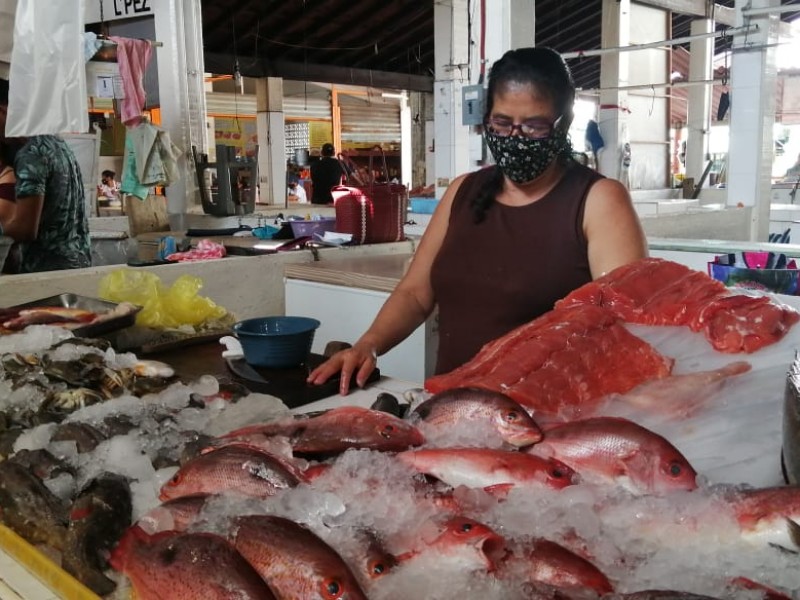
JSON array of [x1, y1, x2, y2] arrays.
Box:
[[426, 305, 672, 419], [557, 258, 799, 353]]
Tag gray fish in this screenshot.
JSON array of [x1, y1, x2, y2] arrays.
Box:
[[52, 422, 107, 453], [0, 461, 68, 550], [62, 473, 132, 596], [8, 448, 75, 480]]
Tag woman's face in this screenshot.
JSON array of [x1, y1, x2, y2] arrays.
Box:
[[486, 82, 559, 138]]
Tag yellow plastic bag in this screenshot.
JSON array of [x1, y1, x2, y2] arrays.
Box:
[[98, 269, 227, 329]]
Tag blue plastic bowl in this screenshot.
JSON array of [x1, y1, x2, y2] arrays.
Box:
[[233, 316, 321, 368]]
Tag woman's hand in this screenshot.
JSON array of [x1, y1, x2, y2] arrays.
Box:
[[306, 342, 378, 396]]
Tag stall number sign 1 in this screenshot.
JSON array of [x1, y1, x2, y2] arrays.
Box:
[[113, 0, 151, 16]]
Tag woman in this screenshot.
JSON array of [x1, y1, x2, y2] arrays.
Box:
[[308, 47, 647, 394]]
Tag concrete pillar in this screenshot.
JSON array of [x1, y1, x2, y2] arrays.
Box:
[[727, 0, 780, 241], [399, 92, 412, 189], [433, 0, 472, 198], [685, 19, 714, 185], [255, 77, 286, 207], [597, 0, 630, 181]]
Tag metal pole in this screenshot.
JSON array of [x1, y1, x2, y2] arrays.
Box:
[[578, 78, 720, 94], [561, 24, 757, 60], [741, 4, 800, 17]]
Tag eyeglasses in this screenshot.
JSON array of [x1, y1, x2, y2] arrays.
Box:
[[483, 116, 562, 140]]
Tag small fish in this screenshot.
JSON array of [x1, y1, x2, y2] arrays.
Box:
[[51, 422, 107, 453], [0, 461, 68, 550], [110, 526, 276, 599], [62, 473, 132, 596], [219, 406, 425, 456], [136, 494, 211, 535], [726, 485, 800, 551], [411, 387, 543, 447], [8, 448, 75, 480], [336, 528, 397, 590], [159, 444, 304, 501], [527, 417, 698, 494], [396, 516, 506, 572], [232, 515, 368, 600], [3, 307, 97, 330], [497, 538, 613, 595], [398, 447, 576, 490]]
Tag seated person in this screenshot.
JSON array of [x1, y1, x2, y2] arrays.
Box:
[[97, 169, 121, 204], [288, 179, 307, 203]]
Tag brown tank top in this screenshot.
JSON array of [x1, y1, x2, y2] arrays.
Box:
[[430, 162, 603, 374]]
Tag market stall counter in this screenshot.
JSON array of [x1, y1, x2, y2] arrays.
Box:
[[2, 258, 800, 598]]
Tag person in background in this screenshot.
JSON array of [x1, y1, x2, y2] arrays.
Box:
[[309, 47, 648, 395], [0, 78, 91, 273], [310, 142, 343, 204], [97, 169, 121, 204], [287, 178, 308, 203], [784, 153, 800, 181]]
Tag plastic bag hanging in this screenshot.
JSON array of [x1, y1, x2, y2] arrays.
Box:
[[6, 0, 89, 136]]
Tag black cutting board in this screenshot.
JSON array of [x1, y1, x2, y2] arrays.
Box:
[[225, 353, 380, 409]]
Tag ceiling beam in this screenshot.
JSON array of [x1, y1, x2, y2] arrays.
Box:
[[633, 1, 735, 26], [204, 52, 434, 93]]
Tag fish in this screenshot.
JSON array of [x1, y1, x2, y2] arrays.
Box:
[[218, 406, 425, 456], [51, 421, 107, 453], [496, 538, 613, 595], [612, 361, 752, 419], [370, 392, 408, 418], [618, 592, 722, 600], [725, 485, 800, 551], [8, 448, 75, 480], [397, 447, 577, 490], [159, 443, 305, 501], [136, 494, 211, 534], [410, 387, 543, 447], [232, 514, 368, 600], [62, 473, 132, 596], [396, 516, 507, 572], [0, 461, 69, 550], [526, 417, 698, 494], [110, 526, 276, 599], [3, 307, 98, 330], [333, 527, 397, 591]]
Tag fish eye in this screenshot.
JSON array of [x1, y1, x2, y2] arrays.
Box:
[[169, 472, 183, 485], [159, 544, 178, 565], [380, 424, 394, 438], [322, 579, 342, 597], [669, 462, 683, 477], [371, 561, 386, 576], [551, 467, 567, 478], [460, 522, 473, 533], [505, 411, 519, 422]]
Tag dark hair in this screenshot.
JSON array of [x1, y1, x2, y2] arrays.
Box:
[[102, 170, 116, 179], [321, 143, 335, 157], [472, 47, 576, 223]]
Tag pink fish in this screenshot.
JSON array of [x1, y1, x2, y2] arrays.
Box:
[[136, 494, 211, 534], [527, 417, 697, 493], [232, 515, 367, 600], [218, 406, 425, 455], [726, 485, 800, 551], [411, 387, 543, 446], [159, 444, 304, 501], [398, 447, 576, 490], [110, 526, 275, 599], [396, 516, 507, 572], [497, 537, 614, 595], [613, 361, 752, 419]]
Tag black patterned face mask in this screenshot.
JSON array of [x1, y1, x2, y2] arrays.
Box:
[[484, 128, 572, 185]]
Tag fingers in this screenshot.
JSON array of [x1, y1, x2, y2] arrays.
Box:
[[306, 347, 377, 396]]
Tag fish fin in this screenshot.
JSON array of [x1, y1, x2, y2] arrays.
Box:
[[785, 518, 800, 552]]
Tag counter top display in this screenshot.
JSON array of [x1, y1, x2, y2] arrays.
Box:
[[2, 259, 800, 598], [284, 253, 412, 293]]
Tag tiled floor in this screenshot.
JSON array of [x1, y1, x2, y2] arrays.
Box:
[[0, 548, 58, 600]]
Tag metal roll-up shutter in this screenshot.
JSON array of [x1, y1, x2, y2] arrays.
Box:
[[339, 95, 400, 148], [284, 95, 332, 121], [206, 92, 256, 117], [206, 92, 332, 121]]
